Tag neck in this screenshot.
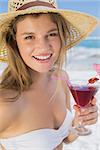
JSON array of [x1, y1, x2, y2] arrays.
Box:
[[30, 70, 51, 88]]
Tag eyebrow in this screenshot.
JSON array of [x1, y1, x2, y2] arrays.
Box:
[[47, 28, 58, 33], [21, 28, 58, 35]]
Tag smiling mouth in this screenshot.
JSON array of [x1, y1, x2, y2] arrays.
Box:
[[32, 54, 52, 61]]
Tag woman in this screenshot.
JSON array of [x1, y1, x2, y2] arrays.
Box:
[[0, 0, 98, 149]]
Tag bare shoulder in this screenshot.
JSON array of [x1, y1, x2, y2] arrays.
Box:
[[58, 69, 71, 110], [59, 69, 69, 80], [58, 69, 70, 92], [51, 67, 69, 80]]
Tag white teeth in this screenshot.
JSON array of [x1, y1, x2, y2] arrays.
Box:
[[33, 54, 51, 60]]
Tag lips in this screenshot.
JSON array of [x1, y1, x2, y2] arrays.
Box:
[[32, 54, 52, 61]]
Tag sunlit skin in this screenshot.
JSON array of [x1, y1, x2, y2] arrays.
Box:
[[16, 14, 61, 75]]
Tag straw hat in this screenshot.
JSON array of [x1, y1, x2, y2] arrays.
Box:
[[0, 0, 98, 62]]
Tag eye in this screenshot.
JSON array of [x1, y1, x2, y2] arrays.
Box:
[[49, 32, 59, 37], [24, 36, 34, 40]]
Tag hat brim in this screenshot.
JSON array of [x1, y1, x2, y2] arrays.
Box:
[[0, 8, 98, 61]]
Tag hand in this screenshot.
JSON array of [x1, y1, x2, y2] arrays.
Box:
[[73, 97, 98, 126]]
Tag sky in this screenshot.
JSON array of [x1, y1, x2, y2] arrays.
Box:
[[0, 0, 100, 37]]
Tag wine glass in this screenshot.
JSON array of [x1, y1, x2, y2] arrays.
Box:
[[69, 79, 99, 136]]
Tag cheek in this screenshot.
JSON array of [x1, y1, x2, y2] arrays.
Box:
[[16, 38, 23, 53], [53, 38, 61, 51], [16, 39, 31, 57]]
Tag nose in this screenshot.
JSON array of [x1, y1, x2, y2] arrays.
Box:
[[34, 37, 51, 52]]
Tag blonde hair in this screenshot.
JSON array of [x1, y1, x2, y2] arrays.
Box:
[[0, 12, 71, 101]]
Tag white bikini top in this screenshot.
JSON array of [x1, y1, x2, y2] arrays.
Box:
[[0, 109, 73, 150]]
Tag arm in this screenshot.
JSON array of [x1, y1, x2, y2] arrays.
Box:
[[0, 89, 17, 136], [0, 102, 8, 135]]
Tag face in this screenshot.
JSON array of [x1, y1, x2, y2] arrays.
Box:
[[16, 14, 61, 73]]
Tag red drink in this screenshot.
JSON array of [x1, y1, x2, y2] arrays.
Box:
[[69, 79, 99, 136], [70, 85, 98, 107]]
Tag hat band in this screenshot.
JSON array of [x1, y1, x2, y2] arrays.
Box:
[[16, 1, 56, 11]]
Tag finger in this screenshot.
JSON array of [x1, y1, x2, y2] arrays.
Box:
[[73, 105, 81, 113], [73, 105, 80, 110], [91, 97, 96, 105], [82, 117, 98, 126], [80, 111, 98, 122], [80, 105, 98, 115]]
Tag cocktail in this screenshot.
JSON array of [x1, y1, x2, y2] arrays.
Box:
[[69, 80, 99, 136], [51, 74, 99, 135]]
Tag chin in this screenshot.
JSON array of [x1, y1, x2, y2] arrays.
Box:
[[37, 68, 51, 73], [30, 67, 52, 73]]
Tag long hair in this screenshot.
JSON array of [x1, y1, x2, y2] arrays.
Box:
[[0, 12, 71, 101]]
